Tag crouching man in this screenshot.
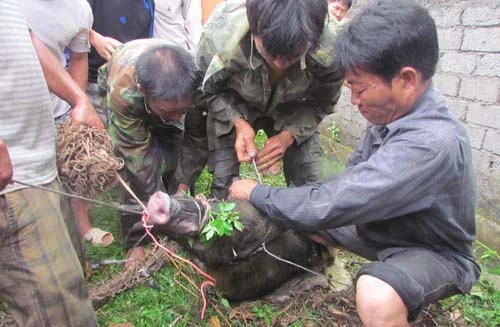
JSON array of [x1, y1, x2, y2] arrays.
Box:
[[98, 39, 197, 263], [229, 0, 480, 326]]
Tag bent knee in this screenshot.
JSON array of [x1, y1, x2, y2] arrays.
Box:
[[356, 275, 410, 327]]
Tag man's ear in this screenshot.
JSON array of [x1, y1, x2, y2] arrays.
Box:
[[397, 66, 419, 90], [394, 67, 425, 110]]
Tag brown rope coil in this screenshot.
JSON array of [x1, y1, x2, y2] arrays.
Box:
[[56, 121, 124, 198]]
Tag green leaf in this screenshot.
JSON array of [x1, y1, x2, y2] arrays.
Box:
[[222, 220, 232, 230], [211, 219, 225, 232], [234, 221, 244, 232], [220, 298, 230, 308], [201, 224, 210, 233], [219, 202, 236, 212], [205, 229, 215, 241]]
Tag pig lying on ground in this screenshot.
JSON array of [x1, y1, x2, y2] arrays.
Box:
[[128, 191, 324, 301]]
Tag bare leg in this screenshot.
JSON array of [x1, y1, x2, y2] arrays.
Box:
[[356, 275, 410, 327]]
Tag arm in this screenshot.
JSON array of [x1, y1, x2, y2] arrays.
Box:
[[30, 32, 103, 128], [68, 51, 88, 91], [0, 140, 13, 191], [183, 0, 202, 52], [198, 42, 257, 162], [67, 25, 91, 90], [197, 33, 248, 136], [247, 137, 443, 231]]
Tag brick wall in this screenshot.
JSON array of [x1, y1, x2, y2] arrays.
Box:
[[327, 0, 500, 250]]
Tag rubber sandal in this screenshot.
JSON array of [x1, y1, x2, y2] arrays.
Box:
[[84, 227, 114, 247]]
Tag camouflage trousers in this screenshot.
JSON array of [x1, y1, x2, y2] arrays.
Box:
[[0, 180, 97, 327]]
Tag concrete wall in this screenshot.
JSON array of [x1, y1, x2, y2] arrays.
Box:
[[327, 0, 500, 250]]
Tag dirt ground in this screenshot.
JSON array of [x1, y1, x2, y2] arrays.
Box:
[[220, 287, 465, 327]]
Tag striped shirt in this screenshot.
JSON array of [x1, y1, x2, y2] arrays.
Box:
[[251, 85, 477, 259], [0, 0, 58, 194]]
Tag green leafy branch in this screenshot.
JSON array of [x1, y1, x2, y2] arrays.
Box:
[[201, 202, 244, 243]]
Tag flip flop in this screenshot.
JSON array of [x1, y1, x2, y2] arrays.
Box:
[[84, 227, 114, 247]]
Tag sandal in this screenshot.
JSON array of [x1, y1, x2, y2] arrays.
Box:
[[84, 227, 114, 247]]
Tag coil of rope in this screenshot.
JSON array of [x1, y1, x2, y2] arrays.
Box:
[[56, 120, 124, 197]]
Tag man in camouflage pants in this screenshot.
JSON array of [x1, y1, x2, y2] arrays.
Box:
[[98, 39, 196, 262], [176, 0, 345, 199]]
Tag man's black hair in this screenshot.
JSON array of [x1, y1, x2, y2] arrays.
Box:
[[136, 44, 196, 101], [246, 0, 327, 59], [333, 0, 439, 83], [344, 0, 353, 10]]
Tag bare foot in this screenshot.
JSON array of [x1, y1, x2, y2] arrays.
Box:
[[124, 246, 146, 269]]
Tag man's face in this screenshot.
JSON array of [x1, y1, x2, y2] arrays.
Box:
[[345, 70, 406, 126], [328, 0, 348, 22], [253, 36, 302, 70], [147, 97, 192, 123]]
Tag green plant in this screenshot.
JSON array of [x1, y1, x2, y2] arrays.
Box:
[[475, 240, 500, 269], [252, 303, 278, 326], [327, 119, 341, 143], [200, 202, 244, 242], [195, 167, 213, 197], [452, 278, 500, 326], [440, 241, 500, 327]]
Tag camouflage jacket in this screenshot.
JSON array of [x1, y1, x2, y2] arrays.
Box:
[[197, 0, 345, 144], [98, 38, 183, 179]]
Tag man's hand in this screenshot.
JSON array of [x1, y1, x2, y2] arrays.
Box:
[[89, 30, 122, 61], [228, 178, 259, 201], [234, 118, 256, 162], [256, 130, 294, 172], [70, 97, 105, 129], [0, 140, 13, 191]]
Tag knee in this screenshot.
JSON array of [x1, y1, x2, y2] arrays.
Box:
[[356, 275, 410, 327]]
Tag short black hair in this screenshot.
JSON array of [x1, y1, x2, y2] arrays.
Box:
[[136, 44, 196, 101], [246, 0, 328, 59], [335, 0, 353, 10], [333, 0, 439, 83]]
